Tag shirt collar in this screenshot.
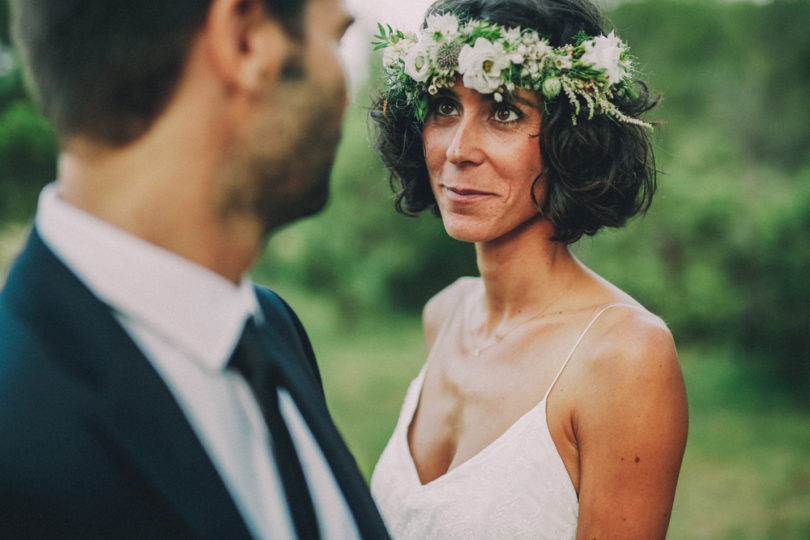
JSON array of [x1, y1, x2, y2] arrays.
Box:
[[35, 183, 258, 372]]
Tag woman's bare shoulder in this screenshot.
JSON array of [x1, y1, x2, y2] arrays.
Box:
[[579, 303, 680, 389], [572, 304, 688, 537], [569, 303, 687, 464]]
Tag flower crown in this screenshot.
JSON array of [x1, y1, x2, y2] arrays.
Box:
[[373, 13, 651, 128]]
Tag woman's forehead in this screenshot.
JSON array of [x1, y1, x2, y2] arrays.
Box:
[[441, 82, 543, 108]]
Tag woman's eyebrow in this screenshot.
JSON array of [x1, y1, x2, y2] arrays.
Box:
[[514, 96, 541, 109], [433, 88, 459, 98], [482, 93, 540, 110], [432, 88, 539, 111]]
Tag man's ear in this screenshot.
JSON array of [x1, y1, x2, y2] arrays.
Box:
[[203, 0, 289, 92]]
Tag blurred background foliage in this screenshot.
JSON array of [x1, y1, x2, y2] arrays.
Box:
[[1, 0, 809, 537], [262, 0, 810, 403], [0, 1, 55, 222]]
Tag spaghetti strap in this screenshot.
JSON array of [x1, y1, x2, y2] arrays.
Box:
[[542, 303, 641, 402]]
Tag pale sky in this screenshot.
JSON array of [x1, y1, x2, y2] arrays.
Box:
[[339, 0, 434, 96]]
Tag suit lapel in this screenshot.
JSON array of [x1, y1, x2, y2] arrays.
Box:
[[3, 231, 251, 540], [255, 289, 390, 539]]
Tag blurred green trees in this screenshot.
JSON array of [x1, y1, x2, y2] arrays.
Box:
[[0, 1, 55, 222], [1, 1, 808, 401], [266, 0, 810, 402], [590, 0, 810, 400]]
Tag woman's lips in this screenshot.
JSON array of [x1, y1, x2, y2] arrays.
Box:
[[443, 185, 493, 202]]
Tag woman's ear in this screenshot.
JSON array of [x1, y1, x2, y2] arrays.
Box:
[[202, 0, 289, 92]]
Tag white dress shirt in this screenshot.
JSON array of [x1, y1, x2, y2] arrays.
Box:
[[35, 183, 359, 539]]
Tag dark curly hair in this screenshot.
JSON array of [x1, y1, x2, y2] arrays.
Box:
[[370, 0, 659, 244]]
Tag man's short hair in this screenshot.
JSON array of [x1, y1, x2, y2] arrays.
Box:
[[10, 0, 306, 146]]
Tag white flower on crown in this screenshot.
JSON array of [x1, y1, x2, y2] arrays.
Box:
[[424, 13, 459, 38], [522, 30, 541, 46], [580, 31, 627, 82], [382, 32, 418, 69], [501, 28, 525, 64], [457, 37, 509, 94], [531, 40, 554, 60], [382, 45, 401, 68], [553, 54, 573, 71], [503, 27, 522, 43], [374, 14, 651, 127], [403, 43, 432, 83]]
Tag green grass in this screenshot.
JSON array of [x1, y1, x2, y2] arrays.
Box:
[[264, 282, 426, 476], [671, 407, 810, 539], [271, 282, 810, 539], [669, 349, 810, 539], [0, 223, 27, 283]]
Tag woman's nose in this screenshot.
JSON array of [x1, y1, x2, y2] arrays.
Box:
[[446, 116, 485, 166]]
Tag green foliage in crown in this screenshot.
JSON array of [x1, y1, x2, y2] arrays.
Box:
[[373, 13, 649, 127]]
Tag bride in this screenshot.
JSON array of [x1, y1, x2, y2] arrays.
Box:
[[369, 0, 688, 538]]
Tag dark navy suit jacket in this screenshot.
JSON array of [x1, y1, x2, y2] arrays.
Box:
[[0, 230, 388, 539]]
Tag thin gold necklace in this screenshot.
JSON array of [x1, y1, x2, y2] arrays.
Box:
[[466, 285, 570, 357]]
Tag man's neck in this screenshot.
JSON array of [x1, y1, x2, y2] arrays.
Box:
[[57, 134, 262, 285]]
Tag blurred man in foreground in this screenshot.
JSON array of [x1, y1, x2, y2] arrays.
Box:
[[0, 0, 388, 537]]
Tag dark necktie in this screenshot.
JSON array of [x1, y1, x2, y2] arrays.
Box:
[[228, 317, 321, 539]]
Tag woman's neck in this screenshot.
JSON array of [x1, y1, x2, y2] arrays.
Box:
[[474, 219, 581, 328]]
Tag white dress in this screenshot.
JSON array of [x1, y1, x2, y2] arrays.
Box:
[[371, 304, 633, 539]]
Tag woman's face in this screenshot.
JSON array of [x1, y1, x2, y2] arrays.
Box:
[[422, 82, 545, 244]]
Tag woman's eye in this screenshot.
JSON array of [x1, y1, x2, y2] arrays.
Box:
[[493, 106, 520, 123], [433, 99, 458, 117]]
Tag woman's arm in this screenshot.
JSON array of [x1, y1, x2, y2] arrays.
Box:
[[574, 311, 688, 539]]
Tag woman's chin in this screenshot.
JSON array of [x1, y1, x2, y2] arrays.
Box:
[[441, 221, 490, 244]]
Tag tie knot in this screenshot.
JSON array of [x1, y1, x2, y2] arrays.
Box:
[[228, 316, 278, 389]]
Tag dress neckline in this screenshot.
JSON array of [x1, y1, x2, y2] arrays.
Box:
[[403, 302, 641, 488], [403, 365, 550, 488]]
